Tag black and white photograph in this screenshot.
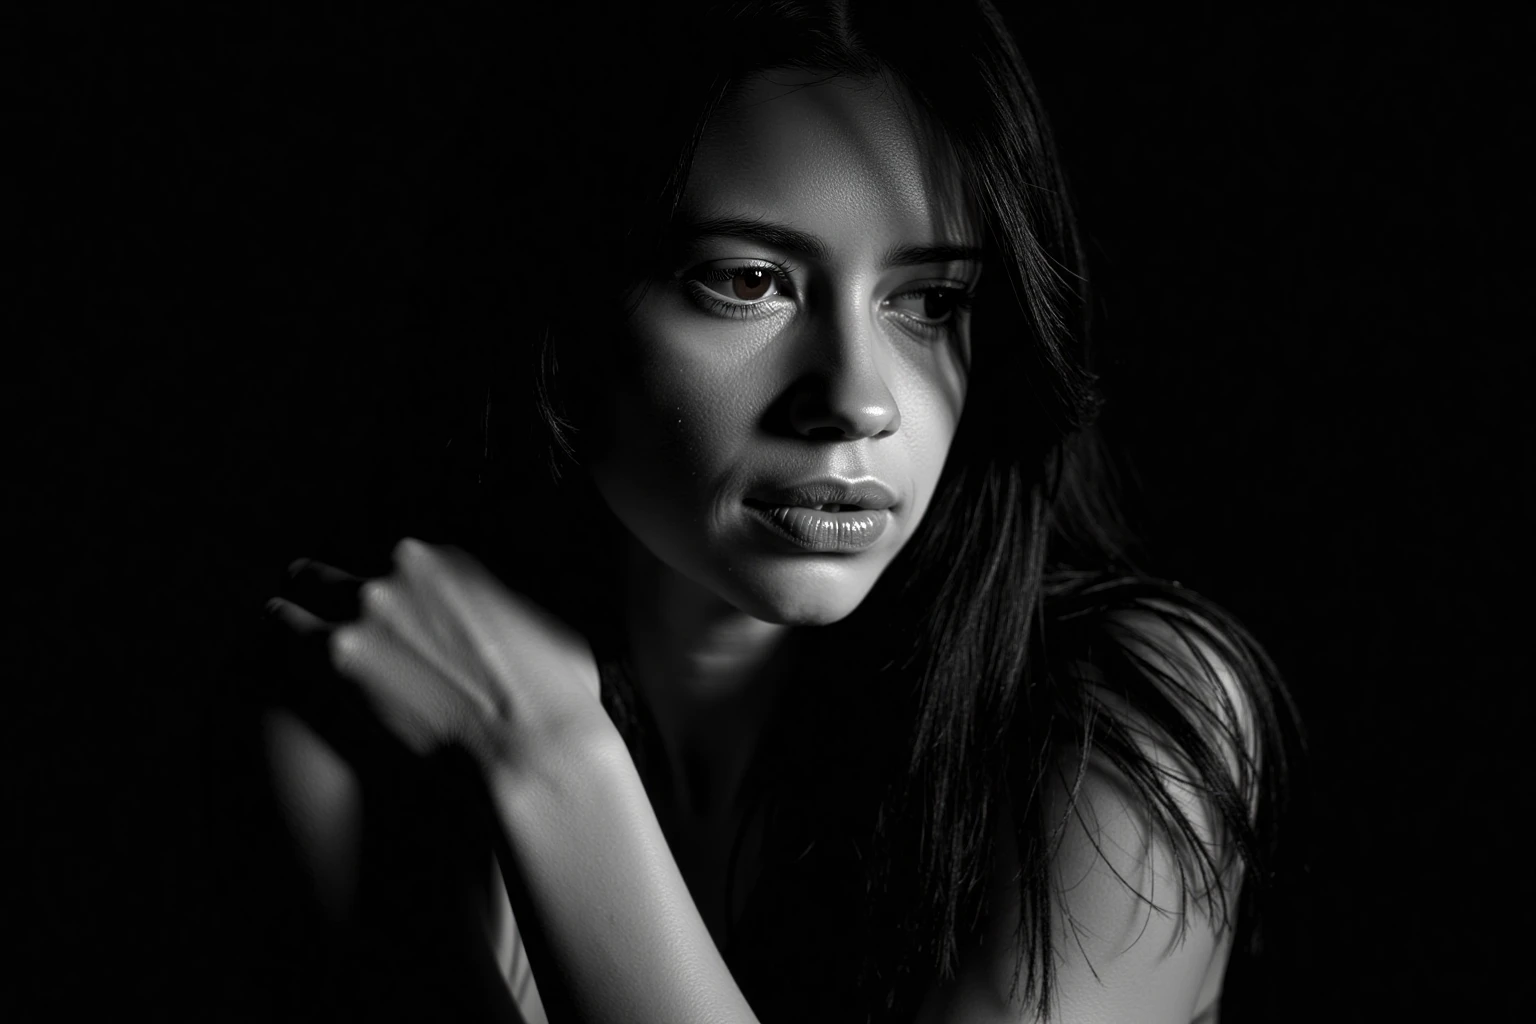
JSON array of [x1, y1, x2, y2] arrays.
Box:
[[13, 2, 1527, 1020]]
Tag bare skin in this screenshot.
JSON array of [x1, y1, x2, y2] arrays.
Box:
[[584, 66, 979, 956], [618, 537, 793, 948], [266, 69, 1243, 1024]]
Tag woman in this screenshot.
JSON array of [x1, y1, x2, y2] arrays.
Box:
[[261, 3, 1302, 1021]]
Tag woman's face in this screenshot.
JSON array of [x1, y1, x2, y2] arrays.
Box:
[[589, 71, 979, 625]]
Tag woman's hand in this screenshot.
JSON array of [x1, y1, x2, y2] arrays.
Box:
[[267, 538, 760, 1024], [266, 537, 610, 782], [268, 538, 760, 1024]]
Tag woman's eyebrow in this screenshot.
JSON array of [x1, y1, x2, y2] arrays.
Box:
[[881, 242, 984, 268], [675, 216, 981, 268], [676, 217, 832, 262]]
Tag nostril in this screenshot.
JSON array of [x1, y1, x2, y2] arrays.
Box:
[[790, 400, 901, 441], [805, 425, 849, 441], [781, 372, 901, 441]]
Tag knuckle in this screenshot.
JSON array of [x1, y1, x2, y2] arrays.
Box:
[[358, 578, 394, 617], [326, 624, 365, 673], [392, 536, 432, 568]]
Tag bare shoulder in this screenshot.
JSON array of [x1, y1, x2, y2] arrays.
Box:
[[260, 707, 365, 924], [1101, 598, 1264, 794], [917, 760, 1238, 1024], [261, 708, 549, 1020], [917, 599, 1261, 1024]]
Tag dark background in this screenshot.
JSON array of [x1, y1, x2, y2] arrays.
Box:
[[14, 2, 1528, 1019]]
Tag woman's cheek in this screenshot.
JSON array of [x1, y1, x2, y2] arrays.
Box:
[[885, 328, 967, 452], [620, 306, 790, 471]]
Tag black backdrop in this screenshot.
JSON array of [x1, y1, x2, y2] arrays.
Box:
[[14, 2, 1528, 1019]]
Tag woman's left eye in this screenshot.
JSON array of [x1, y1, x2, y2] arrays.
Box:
[[886, 286, 970, 325]]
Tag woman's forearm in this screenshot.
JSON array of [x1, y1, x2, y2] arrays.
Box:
[[485, 722, 761, 1024]]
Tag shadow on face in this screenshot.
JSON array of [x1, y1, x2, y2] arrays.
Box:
[[589, 69, 981, 626]]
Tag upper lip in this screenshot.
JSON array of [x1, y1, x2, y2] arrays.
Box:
[[745, 477, 899, 511]]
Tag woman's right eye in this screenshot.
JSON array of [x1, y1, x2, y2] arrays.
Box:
[[702, 267, 780, 301], [683, 262, 795, 318]]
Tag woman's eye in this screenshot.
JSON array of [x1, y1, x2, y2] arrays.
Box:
[[888, 287, 968, 324], [697, 266, 784, 303], [729, 267, 775, 301], [679, 261, 795, 321]]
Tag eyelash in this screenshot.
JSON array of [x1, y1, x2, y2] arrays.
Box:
[[683, 261, 798, 320], [886, 286, 976, 341], [682, 262, 976, 338]]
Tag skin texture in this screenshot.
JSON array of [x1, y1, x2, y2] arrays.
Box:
[[587, 71, 981, 880], [265, 70, 1243, 1024], [588, 69, 977, 629]]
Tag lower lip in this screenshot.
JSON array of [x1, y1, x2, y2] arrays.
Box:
[[745, 503, 891, 553]]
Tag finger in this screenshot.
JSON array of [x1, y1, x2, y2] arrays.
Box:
[[431, 544, 601, 700], [273, 574, 500, 749], [281, 558, 365, 622], [265, 595, 345, 695], [384, 540, 514, 692], [326, 618, 497, 758], [261, 599, 419, 779], [264, 594, 361, 736], [266, 595, 458, 763], [348, 572, 493, 717], [392, 539, 537, 655], [265, 594, 330, 637], [392, 539, 601, 704]]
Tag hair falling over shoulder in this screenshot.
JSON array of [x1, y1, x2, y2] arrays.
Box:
[[441, 3, 1309, 1021]]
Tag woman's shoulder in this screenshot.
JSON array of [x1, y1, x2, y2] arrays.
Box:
[[1097, 592, 1263, 791], [1053, 591, 1260, 987], [920, 727, 1240, 1024], [928, 571, 1295, 1022], [1042, 570, 1288, 794], [260, 706, 365, 925], [920, 577, 1286, 1022], [1046, 572, 1297, 895]]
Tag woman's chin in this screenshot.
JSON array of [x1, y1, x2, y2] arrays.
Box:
[[749, 601, 858, 628], [722, 565, 879, 626]]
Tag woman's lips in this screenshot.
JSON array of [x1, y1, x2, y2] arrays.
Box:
[[747, 480, 898, 512], [743, 501, 890, 552]]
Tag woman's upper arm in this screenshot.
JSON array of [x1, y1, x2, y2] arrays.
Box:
[[918, 763, 1228, 1024], [260, 707, 365, 925], [919, 612, 1255, 1024]]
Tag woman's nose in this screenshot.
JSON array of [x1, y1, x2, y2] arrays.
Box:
[[786, 309, 902, 441]]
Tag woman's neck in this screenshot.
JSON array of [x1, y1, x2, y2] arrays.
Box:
[[620, 539, 796, 823]]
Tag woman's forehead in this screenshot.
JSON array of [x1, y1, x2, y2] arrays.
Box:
[[679, 70, 977, 260]]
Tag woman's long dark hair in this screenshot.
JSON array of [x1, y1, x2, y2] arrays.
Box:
[[459, 2, 1305, 1021]]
